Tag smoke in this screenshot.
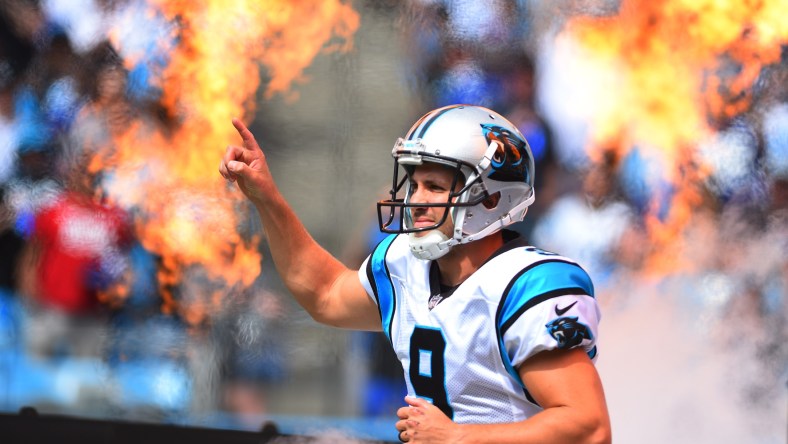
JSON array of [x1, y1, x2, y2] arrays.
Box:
[[597, 210, 786, 443], [599, 289, 786, 442]]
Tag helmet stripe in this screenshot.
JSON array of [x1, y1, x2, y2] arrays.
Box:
[[407, 105, 462, 141]]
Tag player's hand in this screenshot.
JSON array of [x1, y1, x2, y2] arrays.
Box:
[[219, 118, 275, 204], [395, 396, 460, 443]]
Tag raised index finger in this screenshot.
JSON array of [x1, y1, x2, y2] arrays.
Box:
[[232, 117, 261, 151]]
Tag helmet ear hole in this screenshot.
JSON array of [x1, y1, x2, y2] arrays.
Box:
[[492, 140, 505, 163], [482, 192, 501, 209]]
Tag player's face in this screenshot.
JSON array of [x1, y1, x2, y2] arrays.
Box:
[[407, 163, 462, 238]]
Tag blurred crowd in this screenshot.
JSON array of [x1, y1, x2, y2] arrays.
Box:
[[0, 0, 286, 424], [0, 0, 785, 435]]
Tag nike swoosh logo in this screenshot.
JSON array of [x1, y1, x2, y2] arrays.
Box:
[[554, 301, 577, 316]]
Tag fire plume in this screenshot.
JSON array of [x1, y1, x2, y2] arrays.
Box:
[[556, 0, 788, 273], [93, 0, 359, 320]]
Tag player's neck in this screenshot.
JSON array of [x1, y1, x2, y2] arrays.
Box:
[[436, 233, 504, 287]]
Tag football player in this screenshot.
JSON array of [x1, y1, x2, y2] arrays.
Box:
[[220, 105, 611, 443]]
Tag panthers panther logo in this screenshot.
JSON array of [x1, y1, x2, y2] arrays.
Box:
[[480, 124, 529, 183], [545, 316, 593, 349]]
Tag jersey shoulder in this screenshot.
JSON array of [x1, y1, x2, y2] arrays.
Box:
[[488, 246, 595, 331], [489, 246, 600, 369], [479, 245, 593, 294]]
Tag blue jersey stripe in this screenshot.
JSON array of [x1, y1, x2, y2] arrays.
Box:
[[367, 234, 398, 341], [498, 260, 594, 335]]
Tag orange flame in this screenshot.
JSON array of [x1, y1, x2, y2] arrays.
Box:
[[93, 0, 359, 320], [557, 0, 788, 273]]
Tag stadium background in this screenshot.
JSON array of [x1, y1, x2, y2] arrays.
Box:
[[0, 1, 785, 443]]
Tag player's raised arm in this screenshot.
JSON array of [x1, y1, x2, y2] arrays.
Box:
[[220, 118, 380, 331]]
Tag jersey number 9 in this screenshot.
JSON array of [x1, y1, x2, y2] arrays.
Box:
[[408, 326, 454, 419]]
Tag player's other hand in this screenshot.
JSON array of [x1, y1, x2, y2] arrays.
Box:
[[219, 118, 275, 203], [395, 396, 459, 443]]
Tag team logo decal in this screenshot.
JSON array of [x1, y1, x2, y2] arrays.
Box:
[[545, 316, 593, 349], [480, 124, 528, 182]]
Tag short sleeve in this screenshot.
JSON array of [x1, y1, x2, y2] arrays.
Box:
[[358, 233, 399, 340], [505, 294, 600, 368], [496, 259, 600, 373]]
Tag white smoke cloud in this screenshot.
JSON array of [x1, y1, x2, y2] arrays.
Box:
[[597, 220, 787, 443]]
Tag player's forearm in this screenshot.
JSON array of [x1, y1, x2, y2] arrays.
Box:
[[455, 407, 611, 444], [251, 189, 347, 319]]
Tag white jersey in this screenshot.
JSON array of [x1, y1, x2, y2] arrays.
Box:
[[358, 231, 600, 424]]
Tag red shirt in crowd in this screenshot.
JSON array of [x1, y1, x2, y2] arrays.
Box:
[[32, 192, 132, 314]]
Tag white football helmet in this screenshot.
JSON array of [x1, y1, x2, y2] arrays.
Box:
[[378, 104, 536, 260]]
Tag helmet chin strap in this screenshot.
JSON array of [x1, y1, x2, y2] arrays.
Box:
[[408, 230, 458, 260], [408, 187, 534, 261], [407, 190, 535, 260], [407, 203, 461, 260]]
